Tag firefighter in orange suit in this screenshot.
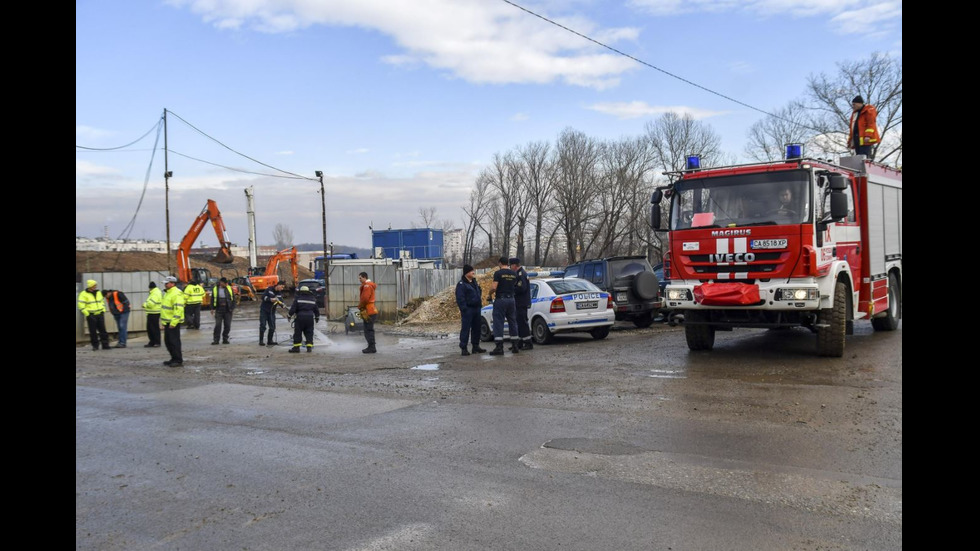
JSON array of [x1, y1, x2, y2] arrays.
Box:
[[848, 95, 879, 159], [358, 272, 378, 353]]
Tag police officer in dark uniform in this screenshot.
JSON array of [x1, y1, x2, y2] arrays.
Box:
[[455, 264, 487, 356], [489, 256, 520, 355], [509, 257, 533, 350]]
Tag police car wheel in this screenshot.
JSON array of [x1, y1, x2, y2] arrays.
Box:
[[480, 319, 493, 342], [532, 318, 553, 344]]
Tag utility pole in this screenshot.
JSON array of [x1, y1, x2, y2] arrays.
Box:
[[244, 186, 258, 271], [316, 171, 330, 316], [164, 108, 173, 275]]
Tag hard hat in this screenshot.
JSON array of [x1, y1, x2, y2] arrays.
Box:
[[300, 285, 310, 292], [86, 279, 98, 289], [164, 276, 178, 284]]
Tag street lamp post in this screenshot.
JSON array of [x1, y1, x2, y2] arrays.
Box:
[[316, 171, 329, 316]]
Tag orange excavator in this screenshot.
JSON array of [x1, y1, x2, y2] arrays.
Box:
[[248, 246, 299, 292], [176, 199, 255, 304]]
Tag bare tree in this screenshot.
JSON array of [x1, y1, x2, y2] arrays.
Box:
[[804, 52, 902, 164], [418, 206, 438, 228], [744, 101, 815, 161], [484, 152, 521, 257], [645, 112, 723, 171], [272, 223, 293, 250], [516, 140, 555, 266], [462, 170, 494, 265], [551, 127, 602, 263], [592, 136, 656, 258]]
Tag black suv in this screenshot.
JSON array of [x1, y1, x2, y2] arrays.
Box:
[[563, 255, 662, 328]]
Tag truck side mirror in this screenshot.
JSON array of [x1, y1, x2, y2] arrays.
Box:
[[830, 192, 848, 220], [650, 190, 663, 230], [829, 174, 848, 191]]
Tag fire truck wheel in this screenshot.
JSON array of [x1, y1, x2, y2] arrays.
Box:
[[816, 280, 847, 357], [685, 323, 715, 351], [871, 273, 901, 332]]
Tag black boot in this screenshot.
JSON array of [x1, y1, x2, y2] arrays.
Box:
[[509, 342, 520, 354], [522, 341, 534, 350], [489, 342, 504, 356], [259, 337, 265, 346], [472, 344, 487, 353], [288, 346, 300, 353], [461, 346, 470, 356], [362, 344, 377, 354], [267, 331, 277, 346]]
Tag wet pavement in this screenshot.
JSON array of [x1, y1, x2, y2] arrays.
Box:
[[77, 304, 902, 550]]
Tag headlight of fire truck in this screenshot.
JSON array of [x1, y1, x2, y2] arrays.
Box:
[[666, 288, 692, 301], [775, 288, 819, 301]]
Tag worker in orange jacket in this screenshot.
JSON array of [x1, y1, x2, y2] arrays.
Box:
[[848, 95, 879, 159], [358, 272, 378, 353]]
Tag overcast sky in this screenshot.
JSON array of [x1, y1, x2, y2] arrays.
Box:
[[76, 0, 902, 249]]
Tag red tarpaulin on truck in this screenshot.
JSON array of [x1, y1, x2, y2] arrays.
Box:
[[694, 282, 761, 306]]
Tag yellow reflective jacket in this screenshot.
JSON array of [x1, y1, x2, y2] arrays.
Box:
[[77, 289, 106, 317], [161, 286, 185, 327], [143, 287, 163, 314], [183, 283, 205, 305]]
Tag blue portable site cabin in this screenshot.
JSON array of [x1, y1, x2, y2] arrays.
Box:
[[372, 228, 444, 267]]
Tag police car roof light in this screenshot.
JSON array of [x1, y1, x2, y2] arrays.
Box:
[[685, 155, 701, 170], [785, 143, 803, 160]]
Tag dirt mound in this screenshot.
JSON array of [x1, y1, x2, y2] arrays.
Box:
[[76, 251, 313, 281], [401, 272, 494, 324]]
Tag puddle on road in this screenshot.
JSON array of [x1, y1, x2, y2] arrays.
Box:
[[411, 364, 440, 371], [648, 368, 686, 379]]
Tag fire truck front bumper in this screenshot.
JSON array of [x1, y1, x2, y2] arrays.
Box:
[[663, 282, 821, 311]]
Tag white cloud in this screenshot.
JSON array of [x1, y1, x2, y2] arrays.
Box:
[[168, 0, 640, 90], [76, 159, 122, 178], [511, 112, 529, 121], [628, 0, 901, 36], [275, 150, 294, 156], [76, 125, 115, 141], [587, 101, 727, 120]]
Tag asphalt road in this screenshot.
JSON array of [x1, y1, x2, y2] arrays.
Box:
[[76, 308, 902, 550]]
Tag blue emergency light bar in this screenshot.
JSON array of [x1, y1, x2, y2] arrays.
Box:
[[785, 143, 803, 159], [685, 155, 701, 170]]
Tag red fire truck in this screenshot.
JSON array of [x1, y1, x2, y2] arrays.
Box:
[[651, 148, 902, 356]]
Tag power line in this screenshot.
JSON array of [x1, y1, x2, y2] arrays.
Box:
[[75, 119, 162, 150], [166, 109, 315, 181], [498, 0, 782, 121], [169, 149, 311, 180]]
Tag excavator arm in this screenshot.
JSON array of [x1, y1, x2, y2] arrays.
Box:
[[176, 199, 235, 284], [248, 246, 298, 292]]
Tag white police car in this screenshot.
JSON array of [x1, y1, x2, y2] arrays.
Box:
[[480, 277, 615, 344]]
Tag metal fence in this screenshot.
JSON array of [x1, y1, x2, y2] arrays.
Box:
[[323, 264, 461, 321], [76, 271, 169, 343]]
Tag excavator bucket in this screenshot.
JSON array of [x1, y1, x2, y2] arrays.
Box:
[[212, 247, 234, 264]]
